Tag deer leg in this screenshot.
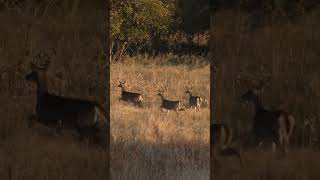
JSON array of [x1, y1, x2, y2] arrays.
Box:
[[283, 136, 289, 155], [54, 120, 63, 136], [271, 142, 277, 153], [258, 141, 263, 149], [238, 151, 245, 167], [278, 130, 289, 155]]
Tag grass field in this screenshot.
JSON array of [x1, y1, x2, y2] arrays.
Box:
[[0, 8, 109, 180], [110, 56, 210, 179], [212, 149, 320, 180], [210, 10, 320, 180]]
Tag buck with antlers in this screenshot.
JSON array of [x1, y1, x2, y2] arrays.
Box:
[[211, 123, 244, 170], [157, 90, 185, 112], [118, 81, 144, 107], [241, 89, 295, 154], [25, 50, 108, 143]]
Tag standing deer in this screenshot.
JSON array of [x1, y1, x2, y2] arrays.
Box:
[[211, 123, 244, 170], [241, 90, 295, 154], [157, 90, 185, 112], [185, 89, 202, 111], [303, 114, 320, 148], [118, 81, 144, 107], [25, 51, 108, 143]]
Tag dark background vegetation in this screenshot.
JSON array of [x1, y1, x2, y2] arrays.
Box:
[[211, 1, 320, 179], [0, 0, 109, 179], [110, 0, 210, 60], [212, 0, 320, 145]]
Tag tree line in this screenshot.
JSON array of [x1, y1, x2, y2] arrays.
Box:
[[1, 0, 318, 58]]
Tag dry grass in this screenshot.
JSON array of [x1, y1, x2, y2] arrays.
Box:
[[213, 149, 320, 180], [0, 4, 109, 180], [211, 9, 320, 179], [110, 57, 210, 179]]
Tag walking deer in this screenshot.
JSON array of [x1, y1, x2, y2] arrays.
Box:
[[118, 81, 144, 107], [241, 90, 295, 154], [157, 90, 185, 112], [211, 123, 244, 170], [303, 114, 320, 148], [25, 51, 108, 143], [185, 89, 202, 111]]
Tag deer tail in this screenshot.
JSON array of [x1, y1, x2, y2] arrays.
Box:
[[287, 115, 295, 137]]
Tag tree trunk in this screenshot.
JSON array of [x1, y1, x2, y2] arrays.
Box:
[[116, 41, 128, 61]]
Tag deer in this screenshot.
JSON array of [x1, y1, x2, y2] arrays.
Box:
[[25, 51, 109, 144], [211, 123, 244, 170], [241, 89, 295, 155], [118, 81, 144, 107], [185, 89, 202, 111], [303, 114, 320, 149], [157, 90, 185, 113]]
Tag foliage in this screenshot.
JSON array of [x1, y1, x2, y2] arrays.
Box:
[[212, 0, 320, 26], [111, 0, 175, 43]]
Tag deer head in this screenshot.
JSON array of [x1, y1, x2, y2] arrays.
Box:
[[118, 80, 126, 88], [157, 89, 165, 96], [25, 50, 53, 81], [235, 70, 271, 102], [185, 86, 193, 94]]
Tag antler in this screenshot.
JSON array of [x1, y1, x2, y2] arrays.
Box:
[[30, 50, 54, 70], [235, 70, 270, 92], [158, 89, 165, 94]]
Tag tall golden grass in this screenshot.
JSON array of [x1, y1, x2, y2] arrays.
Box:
[[211, 10, 320, 179], [0, 4, 108, 180], [110, 56, 210, 179]]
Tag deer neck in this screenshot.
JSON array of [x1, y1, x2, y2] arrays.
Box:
[[120, 86, 126, 93], [252, 96, 264, 113], [36, 71, 48, 96]]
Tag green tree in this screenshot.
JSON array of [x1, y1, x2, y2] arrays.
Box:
[[111, 0, 175, 60]]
